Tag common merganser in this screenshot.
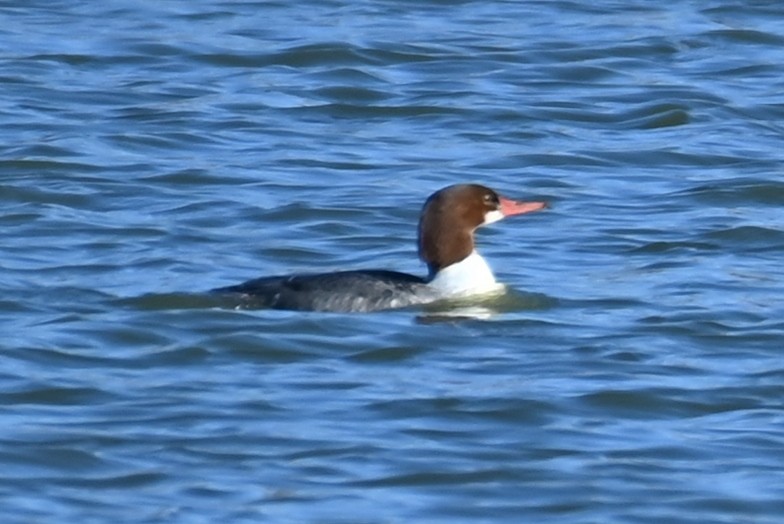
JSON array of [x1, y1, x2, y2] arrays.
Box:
[[213, 184, 547, 312]]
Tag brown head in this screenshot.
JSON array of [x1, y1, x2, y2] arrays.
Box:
[[417, 184, 546, 278]]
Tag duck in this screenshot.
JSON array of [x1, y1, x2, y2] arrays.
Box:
[[212, 183, 547, 312]]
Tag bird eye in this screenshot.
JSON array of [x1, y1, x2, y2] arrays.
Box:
[[483, 192, 499, 205]]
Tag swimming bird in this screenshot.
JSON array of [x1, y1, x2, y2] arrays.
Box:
[[213, 184, 547, 312]]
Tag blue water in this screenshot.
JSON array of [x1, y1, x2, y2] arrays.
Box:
[[2, 1, 784, 522]]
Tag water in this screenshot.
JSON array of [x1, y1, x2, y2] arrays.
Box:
[[2, 1, 784, 522]]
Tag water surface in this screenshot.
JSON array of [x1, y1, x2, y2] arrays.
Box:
[[2, 1, 784, 522]]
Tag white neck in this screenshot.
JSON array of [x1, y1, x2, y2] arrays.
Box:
[[428, 251, 504, 297]]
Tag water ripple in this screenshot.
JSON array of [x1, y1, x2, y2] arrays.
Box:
[[2, 1, 784, 523]]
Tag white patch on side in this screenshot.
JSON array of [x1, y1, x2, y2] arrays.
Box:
[[428, 251, 505, 297], [483, 209, 504, 225]]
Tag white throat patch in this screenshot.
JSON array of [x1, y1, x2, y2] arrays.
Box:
[[483, 209, 504, 225], [428, 251, 504, 297]]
